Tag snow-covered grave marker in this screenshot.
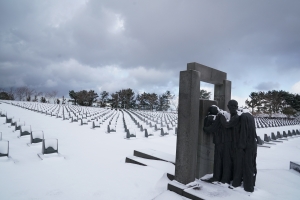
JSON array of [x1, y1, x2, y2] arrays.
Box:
[[13, 121, 25, 132], [167, 124, 173, 131], [270, 132, 283, 143], [288, 130, 298, 138], [287, 130, 293, 137], [144, 129, 154, 138], [87, 116, 92, 122], [80, 118, 88, 126], [125, 129, 136, 139], [277, 131, 288, 140], [38, 138, 65, 160], [107, 124, 116, 133], [174, 127, 177, 135], [63, 112, 69, 120], [149, 122, 155, 128], [160, 127, 169, 136], [28, 131, 44, 146], [91, 120, 100, 129], [139, 124, 144, 131], [10, 117, 18, 127], [154, 123, 161, 131], [70, 116, 78, 122], [263, 134, 276, 145], [18, 125, 31, 138], [0, 140, 9, 157], [292, 130, 297, 136], [257, 136, 271, 148], [283, 131, 288, 138], [0, 139, 17, 163], [0, 110, 6, 117], [5, 113, 13, 124], [0, 117, 5, 125]]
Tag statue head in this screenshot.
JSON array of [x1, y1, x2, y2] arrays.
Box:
[[227, 100, 238, 115], [208, 105, 219, 115]]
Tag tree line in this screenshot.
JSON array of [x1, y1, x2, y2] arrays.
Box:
[[0, 86, 65, 104], [68, 89, 212, 111], [0, 86, 213, 112], [69, 89, 176, 111], [245, 90, 300, 117], [1, 86, 299, 117]]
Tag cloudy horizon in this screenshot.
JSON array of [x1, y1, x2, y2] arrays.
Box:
[[1, 0, 300, 107]]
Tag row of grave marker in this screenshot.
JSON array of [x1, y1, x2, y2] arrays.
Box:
[[4, 101, 178, 140], [257, 129, 300, 148], [0, 111, 62, 160], [254, 117, 299, 128]]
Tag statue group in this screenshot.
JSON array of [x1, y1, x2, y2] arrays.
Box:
[[203, 100, 257, 192]]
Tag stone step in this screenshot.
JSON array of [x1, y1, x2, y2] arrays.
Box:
[[167, 181, 204, 200], [125, 156, 174, 180], [290, 161, 300, 173], [133, 149, 175, 164]]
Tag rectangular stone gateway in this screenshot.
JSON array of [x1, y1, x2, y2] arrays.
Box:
[[174, 62, 231, 185], [187, 62, 231, 112]]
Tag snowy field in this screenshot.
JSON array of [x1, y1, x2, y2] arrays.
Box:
[[0, 102, 300, 200]]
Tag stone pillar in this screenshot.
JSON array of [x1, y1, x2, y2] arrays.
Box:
[[214, 80, 231, 112], [196, 99, 217, 179], [175, 70, 200, 184]]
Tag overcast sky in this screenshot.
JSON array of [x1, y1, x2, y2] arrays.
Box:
[[0, 0, 300, 106]]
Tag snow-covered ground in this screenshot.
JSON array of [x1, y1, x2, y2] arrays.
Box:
[[0, 102, 300, 200]]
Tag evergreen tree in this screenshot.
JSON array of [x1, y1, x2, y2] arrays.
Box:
[[99, 91, 109, 107], [145, 93, 158, 111], [246, 90, 300, 116], [282, 106, 297, 118], [157, 91, 174, 111], [0, 92, 11, 100], [200, 89, 211, 99], [245, 92, 263, 113], [110, 92, 119, 108], [69, 90, 77, 105], [76, 90, 98, 106], [40, 96, 46, 103]]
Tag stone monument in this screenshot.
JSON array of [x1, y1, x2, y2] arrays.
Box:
[[174, 62, 231, 184]]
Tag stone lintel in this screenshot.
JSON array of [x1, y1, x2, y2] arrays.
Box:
[[187, 62, 227, 85]]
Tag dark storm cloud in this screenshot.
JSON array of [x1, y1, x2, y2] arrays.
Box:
[[0, 0, 299, 97]]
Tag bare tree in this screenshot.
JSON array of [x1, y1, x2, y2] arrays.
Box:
[[33, 91, 43, 102], [170, 95, 178, 112], [25, 88, 35, 101], [46, 90, 58, 104], [8, 87, 16, 100], [15, 86, 28, 101]]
